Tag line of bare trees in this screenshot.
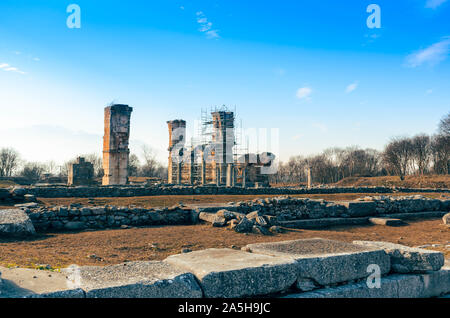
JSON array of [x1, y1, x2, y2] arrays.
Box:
[[271, 112, 449, 184], [0, 146, 167, 181]]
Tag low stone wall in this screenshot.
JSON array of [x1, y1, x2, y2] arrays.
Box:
[[0, 184, 449, 201], [202, 195, 449, 220], [22, 204, 193, 232], [11, 195, 449, 233]]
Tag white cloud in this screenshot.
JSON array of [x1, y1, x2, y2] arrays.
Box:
[[292, 134, 304, 141], [425, 0, 448, 9], [345, 82, 358, 93], [33, 57, 40, 62], [0, 63, 26, 74], [196, 11, 220, 39], [296, 87, 312, 100], [405, 37, 450, 67], [426, 89, 433, 95]]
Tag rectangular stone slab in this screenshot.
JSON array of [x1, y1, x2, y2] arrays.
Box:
[[243, 238, 390, 286], [284, 265, 450, 298], [369, 218, 406, 226], [164, 248, 297, 298], [0, 266, 84, 298], [70, 261, 203, 298], [341, 201, 376, 217], [353, 241, 444, 273]]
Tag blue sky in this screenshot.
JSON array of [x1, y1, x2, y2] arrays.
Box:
[[0, 0, 449, 165]]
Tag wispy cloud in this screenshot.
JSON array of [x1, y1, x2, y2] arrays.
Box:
[[292, 134, 304, 141], [405, 37, 450, 67], [196, 11, 220, 39], [425, 0, 448, 9], [426, 89, 433, 95], [345, 82, 358, 93], [0, 63, 26, 74], [296, 87, 312, 101], [312, 122, 328, 133]]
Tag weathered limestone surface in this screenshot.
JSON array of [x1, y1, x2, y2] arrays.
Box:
[[0, 266, 84, 298], [244, 238, 390, 286], [0, 209, 36, 237], [443, 213, 450, 225], [164, 248, 297, 298], [284, 265, 450, 298], [70, 261, 202, 298], [353, 241, 444, 273], [368, 217, 406, 226]]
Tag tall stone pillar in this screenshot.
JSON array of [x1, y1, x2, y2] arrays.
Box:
[[167, 120, 186, 184], [102, 104, 133, 185], [242, 166, 247, 188]]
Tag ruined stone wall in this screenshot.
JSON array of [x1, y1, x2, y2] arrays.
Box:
[[67, 157, 94, 186], [102, 104, 133, 185], [1, 185, 449, 200], [24, 204, 193, 232], [14, 195, 450, 233]]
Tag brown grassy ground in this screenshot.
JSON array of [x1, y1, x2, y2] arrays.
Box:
[[334, 175, 450, 188], [0, 218, 448, 269], [0, 192, 442, 210]]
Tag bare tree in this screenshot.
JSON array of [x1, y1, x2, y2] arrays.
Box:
[[128, 153, 140, 177], [19, 162, 45, 181], [410, 134, 431, 175], [431, 134, 450, 174], [383, 137, 413, 180], [0, 148, 20, 177], [438, 112, 450, 136]]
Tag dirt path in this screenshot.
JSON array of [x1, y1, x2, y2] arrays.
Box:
[[0, 218, 448, 269]]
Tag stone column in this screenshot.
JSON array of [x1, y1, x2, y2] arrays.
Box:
[[242, 166, 246, 188], [177, 162, 182, 185], [226, 164, 232, 187], [102, 104, 133, 185], [307, 167, 312, 189], [201, 151, 206, 185]]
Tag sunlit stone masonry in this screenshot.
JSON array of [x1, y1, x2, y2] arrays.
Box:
[[102, 104, 133, 185]]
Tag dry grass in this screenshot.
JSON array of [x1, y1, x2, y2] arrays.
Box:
[[0, 219, 448, 269], [334, 175, 450, 189]]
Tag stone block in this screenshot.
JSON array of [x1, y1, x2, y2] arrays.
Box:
[[369, 217, 406, 226], [0, 209, 36, 237], [342, 201, 376, 217], [71, 261, 202, 298], [243, 238, 390, 286], [164, 248, 297, 298], [443, 213, 450, 225], [0, 266, 84, 298], [283, 267, 450, 298], [353, 241, 444, 273]]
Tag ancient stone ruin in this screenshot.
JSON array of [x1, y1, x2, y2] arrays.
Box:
[[102, 104, 133, 185], [0, 238, 449, 298], [167, 108, 275, 187], [67, 157, 94, 186]]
